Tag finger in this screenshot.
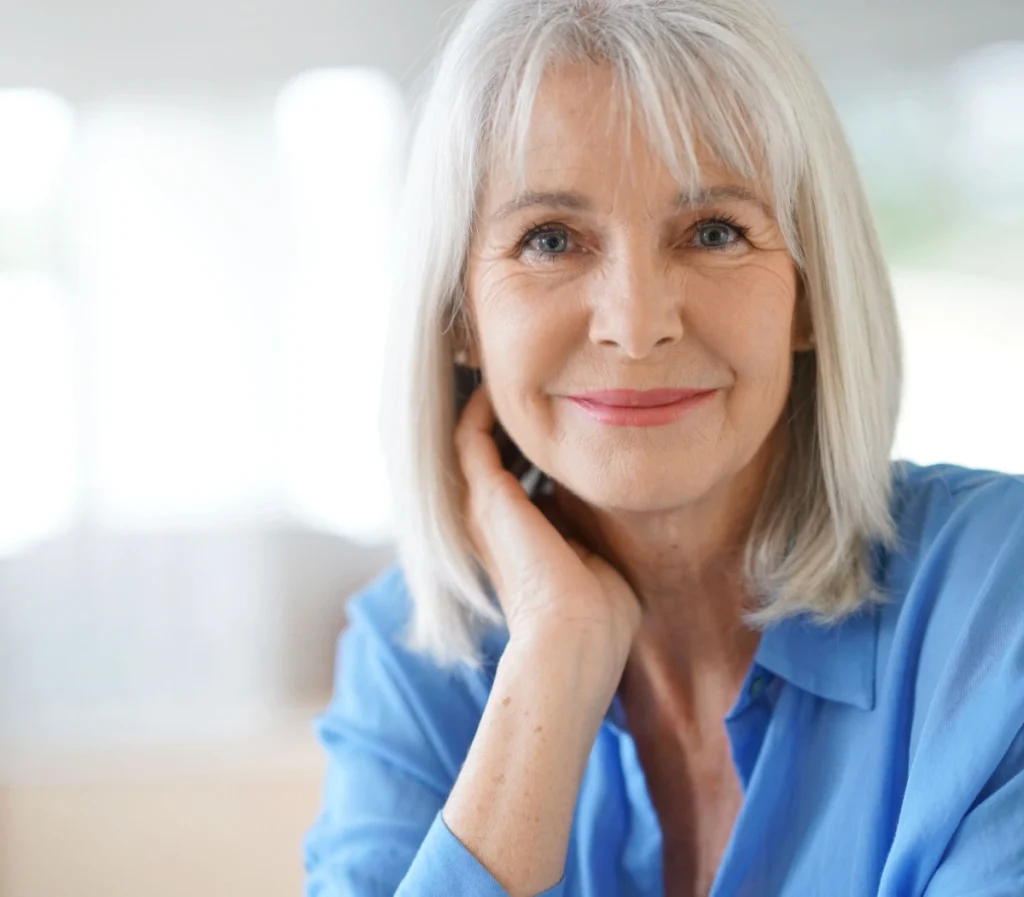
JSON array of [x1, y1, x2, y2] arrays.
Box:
[[454, 385, 510, 493], [453, 386, 513, 570]]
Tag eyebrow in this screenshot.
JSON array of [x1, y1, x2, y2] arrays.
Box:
[[491, 190, 591, 221], [490, 184, 774, 221]]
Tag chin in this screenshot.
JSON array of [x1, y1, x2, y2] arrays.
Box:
[[554, 460, 720, 512]]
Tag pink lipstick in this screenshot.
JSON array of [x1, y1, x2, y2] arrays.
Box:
[[565, 388, 718, 427]]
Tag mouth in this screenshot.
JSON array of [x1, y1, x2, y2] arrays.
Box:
[[564, 389, 719, 427]]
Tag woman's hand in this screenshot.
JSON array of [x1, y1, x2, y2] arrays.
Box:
[[455, 382, 642, 673], [444, 381, 643, 896]]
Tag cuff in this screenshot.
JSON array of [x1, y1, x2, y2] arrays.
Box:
[[396, 810, 567, 897]]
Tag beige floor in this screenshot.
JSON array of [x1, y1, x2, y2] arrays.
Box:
[[2, 780, 322, 897], [1, 721, 328, 897]]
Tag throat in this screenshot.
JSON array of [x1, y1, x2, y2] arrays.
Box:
[[620, 602, 762, 736], [617, 618, 757, 897], [629, 707, 745, 897]]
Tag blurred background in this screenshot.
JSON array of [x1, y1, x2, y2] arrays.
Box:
[[0, 0, 1021, 894]]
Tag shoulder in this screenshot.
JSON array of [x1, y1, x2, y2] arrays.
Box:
[[886, 460, 1024, 592], [343, 562, 418, 644], [883, 459, 1024, 640], [343, 562, 509, 677], [325, 562, 490, 785], [879, 461, 1024, 752], [338, 562, 481, 688], [885, 459, 1024, 625], [890, 459, 1024, 536]]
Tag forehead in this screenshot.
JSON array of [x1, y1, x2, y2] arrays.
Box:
[[479, 60, 766, 210]]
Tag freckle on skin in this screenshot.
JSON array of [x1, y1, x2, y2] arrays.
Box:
[[534, 725, 543, 733], [502, 696, 511, 706]]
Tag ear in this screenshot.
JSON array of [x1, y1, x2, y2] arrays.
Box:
[[452, 306, 482, 368]]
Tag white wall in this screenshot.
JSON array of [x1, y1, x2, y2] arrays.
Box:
[[1, 0, 1022, 100]]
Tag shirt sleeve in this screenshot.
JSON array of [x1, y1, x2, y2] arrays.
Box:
[[398, 813, 565, 897], [302, 578, 567, 897], [922, 724, 1024, 897]]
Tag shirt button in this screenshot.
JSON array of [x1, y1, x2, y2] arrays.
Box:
[[750, 675, 767, 698]]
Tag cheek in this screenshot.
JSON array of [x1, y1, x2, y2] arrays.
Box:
[[694, 263, 797, 384], [473, 271, 583, 386]]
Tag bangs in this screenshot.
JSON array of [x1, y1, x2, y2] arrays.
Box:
[[480, 9, 807, 266]]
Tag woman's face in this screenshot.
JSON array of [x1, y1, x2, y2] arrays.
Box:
[[464, 63, 805, 512]]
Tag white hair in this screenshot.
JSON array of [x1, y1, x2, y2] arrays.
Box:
[[380, 0, 902, 668]]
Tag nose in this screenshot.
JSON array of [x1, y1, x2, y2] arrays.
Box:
[[588, 243, 685, 359]]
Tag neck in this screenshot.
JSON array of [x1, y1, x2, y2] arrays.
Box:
[[549, 437, 777, 727]]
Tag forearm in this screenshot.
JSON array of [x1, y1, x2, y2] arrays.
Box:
[[442, 635, 620, 897]]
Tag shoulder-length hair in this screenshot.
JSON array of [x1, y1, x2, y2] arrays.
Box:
[[379, 0, 902, 668]]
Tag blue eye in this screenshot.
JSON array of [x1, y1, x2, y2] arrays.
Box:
[[521, 226, 572, 259], [694, 219, 746, 249], [537, 232, 568, 253]]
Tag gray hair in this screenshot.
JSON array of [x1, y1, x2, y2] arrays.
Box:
[[380, 0, 902, 668]]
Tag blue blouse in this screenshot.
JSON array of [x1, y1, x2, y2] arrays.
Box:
[[303, 462, 1024, 896]]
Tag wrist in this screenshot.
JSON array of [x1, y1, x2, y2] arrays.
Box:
[[499, 629, 625, 722]]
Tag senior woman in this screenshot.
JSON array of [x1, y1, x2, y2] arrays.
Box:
[[303, 0, 1024, 895]]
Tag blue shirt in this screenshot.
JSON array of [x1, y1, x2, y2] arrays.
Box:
[[303, 461, 1024, 896]]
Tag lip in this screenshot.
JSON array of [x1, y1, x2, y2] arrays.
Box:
[[565, 388, 719, 427]]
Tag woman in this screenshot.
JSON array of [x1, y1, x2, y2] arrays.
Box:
[[304, 1, 1024, 895]]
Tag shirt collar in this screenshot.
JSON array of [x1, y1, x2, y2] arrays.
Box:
[[481, 603, 880, 714], [478, 572, 882, 713], [752, 601, 880, 711]]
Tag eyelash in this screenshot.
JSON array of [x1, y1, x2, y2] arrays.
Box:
[[516, 214, 750, 261]]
